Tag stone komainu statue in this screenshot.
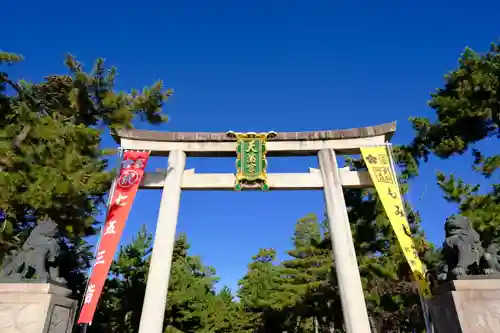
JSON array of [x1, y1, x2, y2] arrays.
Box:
[[438, 215, 500, 281], [0, 219, 67, 285]]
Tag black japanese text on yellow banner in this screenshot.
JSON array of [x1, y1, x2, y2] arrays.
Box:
[[360, 146, 432, 299]]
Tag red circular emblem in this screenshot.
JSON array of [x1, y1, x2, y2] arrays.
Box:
[[118, 170, 140, 188]]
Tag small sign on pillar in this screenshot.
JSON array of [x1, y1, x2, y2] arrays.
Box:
[[227, 131, 277, 190]]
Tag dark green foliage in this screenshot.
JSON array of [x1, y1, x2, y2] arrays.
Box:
[[0, 52, 172, 302], [7, 39, 498, 333], [238, 248, 281, 310], [89, 227, 242, 333], [83, 206, 434, 333], [275, 214, 339, 332], [58, 236, 94, 299], [236, 206, 434, 333], [0, 52, 172, 250], [89, 225, 152, 333], [410, 43, 500, 160], [408, 41, 500, 246]]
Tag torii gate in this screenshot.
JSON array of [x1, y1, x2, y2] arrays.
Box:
[[113, 122, 396, 333]]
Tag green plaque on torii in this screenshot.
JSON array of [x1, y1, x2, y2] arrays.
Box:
[[226, 131, 277, 190]]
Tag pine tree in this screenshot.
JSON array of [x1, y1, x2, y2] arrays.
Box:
[[0, 52, 173, 307], [341, 153, 434, 332], [87, 227, 237, 333], [276, 214, 339, 332], [237, 248, 286, 333], [238, 248, 280, 310], [0, 52, 172, 252], [89, 225, 152, 333], [163, 232, 244, 333], [407, 42, 500, 245], [58, 236, 94, 299]]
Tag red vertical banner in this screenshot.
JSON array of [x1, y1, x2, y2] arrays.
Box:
[[77, 150, 150, 324]]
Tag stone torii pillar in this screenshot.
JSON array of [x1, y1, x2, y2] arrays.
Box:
[[138, 150, 186, 333], [319, 149, 371, 332], [113, 122, 396, 333]]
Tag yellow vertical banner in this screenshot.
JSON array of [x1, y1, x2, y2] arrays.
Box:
[[360, 146, 432, 299]]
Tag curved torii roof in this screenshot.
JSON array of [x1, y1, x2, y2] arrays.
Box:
[[112, 121, 396, 157], [113, 121, 396, 143]]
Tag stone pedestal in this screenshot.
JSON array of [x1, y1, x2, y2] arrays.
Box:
[[0, 283, 77, 333], [429, 278, 500, 333]]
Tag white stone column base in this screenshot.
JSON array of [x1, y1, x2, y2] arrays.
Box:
[[0, 283, 77, 333]]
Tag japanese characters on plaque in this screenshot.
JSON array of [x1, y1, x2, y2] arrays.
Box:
[[227, 131, 277, 191]]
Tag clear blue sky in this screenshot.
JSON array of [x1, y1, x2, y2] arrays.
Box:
[[3, 0, 499, 292]]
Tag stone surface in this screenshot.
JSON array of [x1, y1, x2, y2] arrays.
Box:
[[456, 275, 500, 280], [119, 134, 390, 157], [318, 149, 371, 333], [0, 220, 67, 286], [0, 283, 77, 333], [429, 279, 500, 333], [438, 215, 500, 281], [140, 169, 373, 190], [138, 150, 186, 333], [114, 122, 396, 143]]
